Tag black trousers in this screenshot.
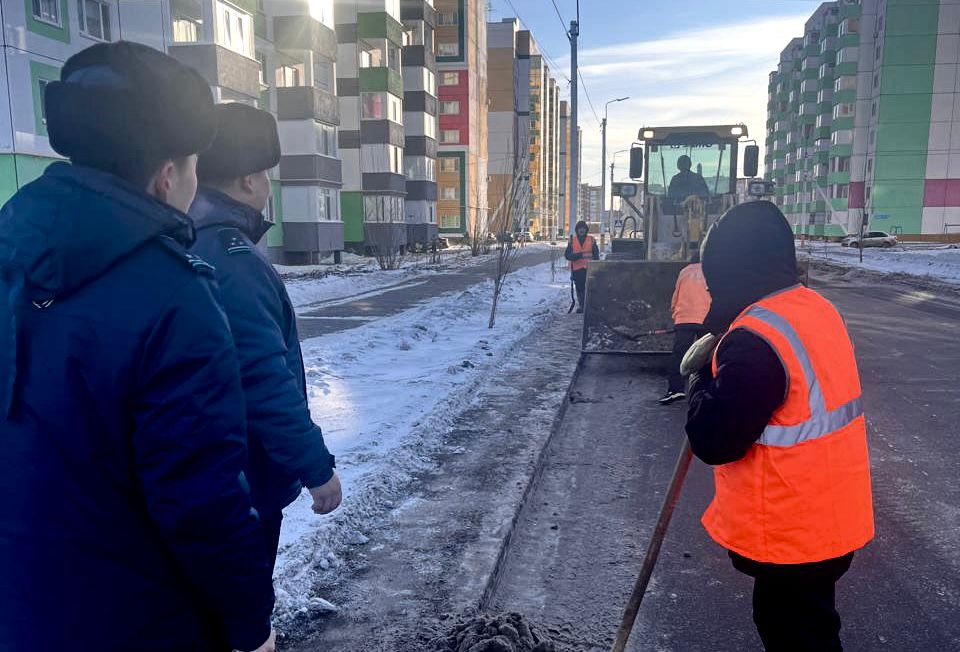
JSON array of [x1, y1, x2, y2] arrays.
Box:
[[260, 511, 284, 575], [731, 551, 854, 652], [571, 268, 587, 308], [668, 324, 708, 393]]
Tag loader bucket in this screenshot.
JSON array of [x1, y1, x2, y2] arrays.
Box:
[[581, 261, 687, 363]]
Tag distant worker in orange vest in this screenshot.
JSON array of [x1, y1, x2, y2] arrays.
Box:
[[564, 220, 600, 314], [685, 201, 874, 651], [660, 250, 711, 405]]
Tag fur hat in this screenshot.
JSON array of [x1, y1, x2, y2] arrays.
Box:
[[197, 103, 282, 182], [45, 41, 216, 172]]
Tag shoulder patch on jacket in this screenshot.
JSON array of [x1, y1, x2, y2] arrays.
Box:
[[157, 235, 216, 275], [217, 227, 253, 255]]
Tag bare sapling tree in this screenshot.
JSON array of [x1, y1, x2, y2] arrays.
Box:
[[488, 106, 531, 328], [365, 220, 406, 271], [466, 186, 490, 257]]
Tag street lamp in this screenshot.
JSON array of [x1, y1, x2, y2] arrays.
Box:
[[601, 96, 630, 224]]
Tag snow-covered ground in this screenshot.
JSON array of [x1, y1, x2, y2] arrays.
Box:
[[279, 243, 558, 309], [271, 261, 567, 623], [799, 242, 960, 286]]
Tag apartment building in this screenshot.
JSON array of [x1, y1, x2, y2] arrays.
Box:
[[579, 183, 601, 226], [435, 0, 486, 239], [767, 0, 960, 239], [335, 0, 407, 252], [270, 0, 344, 262], [400, 0, 439, 247], [0, 0, 343, 262]]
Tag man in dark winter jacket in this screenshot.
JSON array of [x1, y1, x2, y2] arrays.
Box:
[[189, 104, 341, 567], [564, 220, 600, 313], [685, 201, 873, 651], [0, 43, 276, 652]]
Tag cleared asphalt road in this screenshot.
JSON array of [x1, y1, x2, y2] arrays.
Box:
[[296, 247, 556, 340]]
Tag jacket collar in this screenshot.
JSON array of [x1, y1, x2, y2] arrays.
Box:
[[189, 186, 271, 244]]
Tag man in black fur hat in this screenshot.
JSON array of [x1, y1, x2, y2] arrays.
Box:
[[189, 103, 342, 571], [0, 43, 275, 651]]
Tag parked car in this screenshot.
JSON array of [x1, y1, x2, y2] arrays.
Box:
[[842, 231, 898, 248], [518, 231, 534, 242]]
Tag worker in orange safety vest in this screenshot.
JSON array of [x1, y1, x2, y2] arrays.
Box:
[[564, 220, 600, 314], [660, 249, 711, 405], [684, 201, 874, 651]]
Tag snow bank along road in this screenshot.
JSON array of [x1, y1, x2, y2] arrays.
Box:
[[271, 252, 568, 629], [799, 242, 960, 287]]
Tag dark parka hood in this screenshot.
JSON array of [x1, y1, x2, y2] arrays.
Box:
[[700, 200, 798, 334], [0, 163, 195, 415]]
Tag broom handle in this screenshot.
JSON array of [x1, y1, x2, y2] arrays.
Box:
[[611, 438, 694, 652]]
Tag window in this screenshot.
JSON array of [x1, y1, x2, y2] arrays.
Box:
[[438, 42, 459, 57], [316, 122, 337, 157], [424, 115, 436, 140], [833, 103, 854, 119], [172, 0, 202, 42], [834, 75, 856, 92], [37, 79, 50, 125], [78, 0, 110, 40], [867, 158, 873, 173], [362, 92, 384, 119], [440, 215, 460, 229], [440, 100, 460, 115], [256, 51, 267, 85], [364, 195, 404, 222], [440, 129, 459, 144], [440, 72, 459, 86], [276, 64, 302, 88], [388, 41, 402, 73], [832, 184, 849, 199], [317, 187, 338, 221], [865, 186, 871, 201], [361, 144, 403, 173], [360, 42, 383, 68], [441, 185, 458, 200], [313, 53, 333, 92], [439, 157, 459, 172], [405, 157, 436, 181], [423, 69, 436, 96], [215, 0, 254, 57], [32, 0, 61, 26], [437, 11, 458, 26], [871, 102, 877, 117]]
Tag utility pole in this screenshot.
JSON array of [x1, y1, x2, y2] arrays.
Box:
[[568, 17, 579, 236]]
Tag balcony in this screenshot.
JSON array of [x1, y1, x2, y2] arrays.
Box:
[[800, 102, 818, 116], [277, 86, 339, 124], [168, 43, 260, 100], [273, 15, 337, 59]]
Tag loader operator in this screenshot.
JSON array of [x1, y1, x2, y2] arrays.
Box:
[[667, 154, 710, 201], [565, 220, 600, 313], [684, 201, 874, 651]]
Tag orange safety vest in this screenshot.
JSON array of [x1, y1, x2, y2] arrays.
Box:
[[569, 235, 595, 272], [703, 284, 874, 564], [671, 263, 711, 325]]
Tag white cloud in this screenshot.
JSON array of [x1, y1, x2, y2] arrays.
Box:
[[558, 13, 812, 187]]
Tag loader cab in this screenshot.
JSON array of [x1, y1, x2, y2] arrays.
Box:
[[628, 125, 759, 261]]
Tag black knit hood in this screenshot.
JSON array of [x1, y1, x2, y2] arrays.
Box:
[[700, 200, 798, 334]]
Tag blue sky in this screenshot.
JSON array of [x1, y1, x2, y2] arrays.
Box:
[[486, 0, 825, 184]]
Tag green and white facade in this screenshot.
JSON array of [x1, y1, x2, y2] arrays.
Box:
[[766, 0, 960, 239], [1, 0, 344, 262]]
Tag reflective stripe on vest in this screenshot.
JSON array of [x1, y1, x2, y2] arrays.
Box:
[[570, 235, 594, 272], [745, 305, 865, 448]]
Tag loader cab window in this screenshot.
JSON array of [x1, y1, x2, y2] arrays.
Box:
[[646, 143, 734, 199]]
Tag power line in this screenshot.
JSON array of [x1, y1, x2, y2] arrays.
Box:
[[547, 0, 570, 38], [578, 68, 602, 126]]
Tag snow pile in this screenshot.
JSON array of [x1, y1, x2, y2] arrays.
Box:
[[427, 613, 562, 652], [800, 243, 960, 286], [272, 262, 567, 624]]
